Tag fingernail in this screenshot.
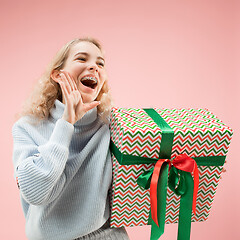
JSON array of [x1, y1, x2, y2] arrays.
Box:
[[98, 101, 101, 104]]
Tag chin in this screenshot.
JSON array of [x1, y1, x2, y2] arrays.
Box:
[[79, 87, 100, 104], [81, 95, 97, 104]]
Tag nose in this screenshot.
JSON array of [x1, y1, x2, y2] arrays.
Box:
[[88, 62, 98, 72]]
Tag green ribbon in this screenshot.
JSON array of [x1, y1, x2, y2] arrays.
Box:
[[138, 163, 170, 239], [137, 164, 194, 240], [143, 108, 174, 159], [110, 108, 225, 240], [110, 140, 225, 166]]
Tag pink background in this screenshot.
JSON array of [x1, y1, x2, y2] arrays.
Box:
[[1, 0, 239, 239]]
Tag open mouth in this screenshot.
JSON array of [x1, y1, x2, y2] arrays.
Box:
[[80, 76, 98, 89]]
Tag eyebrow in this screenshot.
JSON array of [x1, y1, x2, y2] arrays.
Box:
[[74, 52, 105, 62]]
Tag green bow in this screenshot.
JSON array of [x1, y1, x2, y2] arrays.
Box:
[[137, 163, 194, 240], [110, 108, 226, 240]]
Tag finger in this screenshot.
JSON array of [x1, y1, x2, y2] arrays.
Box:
[[76, 89, 83, 106], [78, 91, 83, 105], [67, 71, 79, 91], [84, 101, 101, 112], [63, 71, 74, 91], [60, 72, 71, 94], [62, 71, 75, 91], [59, 81, 69, 103], [71, 75, 78, 90]]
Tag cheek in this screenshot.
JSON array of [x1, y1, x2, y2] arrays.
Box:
[[63, 62, 83, 74], [98, 79, 106, 91], [100, 70, 107, 84], [65, 66, 78, 75]]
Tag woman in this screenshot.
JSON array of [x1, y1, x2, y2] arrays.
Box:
[[12, 37, 130, 240]]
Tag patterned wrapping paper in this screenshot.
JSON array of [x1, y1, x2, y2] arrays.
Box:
[[109, 107, 233, 228]]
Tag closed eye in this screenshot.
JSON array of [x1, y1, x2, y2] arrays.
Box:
[[77, 58, 86, 61], [98, 62, 104, 67], [77, 57, 104, 67]]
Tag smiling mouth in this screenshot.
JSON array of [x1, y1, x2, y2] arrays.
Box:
[[80, 76, 98, 89]]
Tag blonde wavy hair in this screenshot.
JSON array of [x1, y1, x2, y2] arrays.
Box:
[[16, 37, 114, 125]]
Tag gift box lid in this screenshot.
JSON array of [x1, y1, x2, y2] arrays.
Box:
[[110, 107, 233, 165]]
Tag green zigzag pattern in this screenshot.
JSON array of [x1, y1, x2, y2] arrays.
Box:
[[110, 155, 223, 226], [110, 107, 232, 157], [120, 131, 230, 156], [111, 130, 231, 159], [109, 108, 231, 227]]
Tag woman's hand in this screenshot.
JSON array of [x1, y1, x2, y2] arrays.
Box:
[[220, 161, 227, 179], [57, 70, 100, 125]]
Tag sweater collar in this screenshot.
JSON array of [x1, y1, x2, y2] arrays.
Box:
[[50, 99, 98, 126]]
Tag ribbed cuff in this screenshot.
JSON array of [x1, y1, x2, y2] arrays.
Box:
[[49, 118, 74, 148]]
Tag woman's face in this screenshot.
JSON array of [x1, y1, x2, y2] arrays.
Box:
[[62, 41, 107, 104]]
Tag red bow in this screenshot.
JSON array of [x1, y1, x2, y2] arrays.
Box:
[[150, 154, 199, 227]]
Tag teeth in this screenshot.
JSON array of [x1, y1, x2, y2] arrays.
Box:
[[81, 76, 97, 83], [81, 76, 98, 89]]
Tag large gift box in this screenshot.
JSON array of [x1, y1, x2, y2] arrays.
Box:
[[109, 107, 233, 239]]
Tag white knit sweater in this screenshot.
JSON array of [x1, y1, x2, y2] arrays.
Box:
[[12, 99, 112, 240]]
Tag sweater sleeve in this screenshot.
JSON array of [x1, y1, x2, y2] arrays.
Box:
[[12, 118, 74, 206]]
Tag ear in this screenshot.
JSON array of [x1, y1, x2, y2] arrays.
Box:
[[51, 69, 61, 83]]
